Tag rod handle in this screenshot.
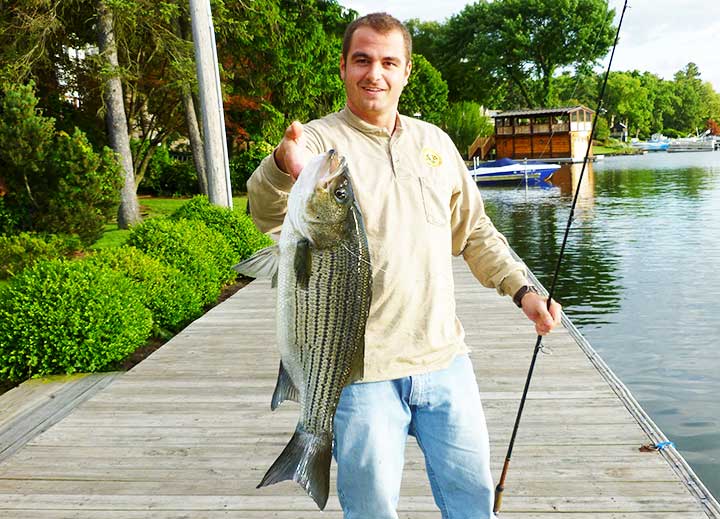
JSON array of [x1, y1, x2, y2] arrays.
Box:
[[493, 483, 504, 514]]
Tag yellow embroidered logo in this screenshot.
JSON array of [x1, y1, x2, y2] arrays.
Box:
[[421, 147, 442, 167]]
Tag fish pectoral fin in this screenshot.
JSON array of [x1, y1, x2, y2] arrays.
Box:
[[257, 426, 332, 511], [294, 238, 312, 290], [271, 361, 300, 411], [233, 245, 279, 280]]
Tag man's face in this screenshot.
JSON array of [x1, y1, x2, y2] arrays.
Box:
[[340, 26, 412, 124]]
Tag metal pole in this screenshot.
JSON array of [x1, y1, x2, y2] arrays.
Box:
[[189, 0, 232, 208]]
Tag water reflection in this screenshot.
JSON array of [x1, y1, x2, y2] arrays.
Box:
[[478, 151, 720, 499], [481, 161, 622, 326], [551, 162, 596, 210]]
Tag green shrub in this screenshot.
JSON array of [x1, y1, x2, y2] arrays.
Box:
[[0, 259, 153, 382], [86, 246, 205, 332], [0, 82, 122, 243], [126, 217, 237, 305], [171, 195, 273, 261], [229, 141, 273, 194], [38, 129, 123, 242], [441, 101, 494, 159], [138, 144, 199, 197], [0, 232, 83, 279], [399, 54, 449, 125]]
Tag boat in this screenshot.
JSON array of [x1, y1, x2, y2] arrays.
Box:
[[630, 133, 670, 152], [469, 157, 561, 184], [667, 130, 718, 153]]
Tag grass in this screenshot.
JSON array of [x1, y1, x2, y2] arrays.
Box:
[[91, 195, 249, 250], [594, 141, 642, 156]]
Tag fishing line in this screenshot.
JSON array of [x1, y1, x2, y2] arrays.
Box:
[[493, 0, 629, 513]]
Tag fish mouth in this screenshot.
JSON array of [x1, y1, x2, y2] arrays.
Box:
[[319, 149, 347, 191]]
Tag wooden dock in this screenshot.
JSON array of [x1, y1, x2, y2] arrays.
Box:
[[0, 258, 718, 518]]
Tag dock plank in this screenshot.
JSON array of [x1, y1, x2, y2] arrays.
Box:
[[0, 258, 716, 517]]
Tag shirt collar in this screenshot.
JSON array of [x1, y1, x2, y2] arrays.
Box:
[[340, 106, 404, 138]]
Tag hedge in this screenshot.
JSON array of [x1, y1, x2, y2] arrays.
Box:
[[171, 195, 273, 261], [0, 232, 82, 279], [0, 259, 153, 381], [126, 217, 238, 305], [86, 246, 205, 332]]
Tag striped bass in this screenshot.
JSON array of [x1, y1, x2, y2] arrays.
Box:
[[234, 149, 372, 510]]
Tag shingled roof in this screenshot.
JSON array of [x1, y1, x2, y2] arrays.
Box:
[[492, 105, 594, 117]]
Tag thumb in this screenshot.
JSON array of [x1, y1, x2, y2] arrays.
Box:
[[285, 120, 303, 142]]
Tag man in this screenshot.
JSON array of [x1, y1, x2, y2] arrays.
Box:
[[247, 12, 562, 519]]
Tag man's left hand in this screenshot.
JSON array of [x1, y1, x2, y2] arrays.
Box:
[[521, 292, 562, 335]]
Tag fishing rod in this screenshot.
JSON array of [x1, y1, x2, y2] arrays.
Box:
[[493, 0, 629, 513]]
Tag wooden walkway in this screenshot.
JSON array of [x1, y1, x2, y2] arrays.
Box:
[[0, 258, 718, 518]]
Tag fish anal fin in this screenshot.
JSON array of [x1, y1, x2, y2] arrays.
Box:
[[294, 238, 312, 289], [233, 245, 279, 280], [271, 361, 300, 411], [257, 426, 332, 510]]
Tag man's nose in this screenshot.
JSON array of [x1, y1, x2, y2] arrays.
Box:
[[366, 61, 382, 81]]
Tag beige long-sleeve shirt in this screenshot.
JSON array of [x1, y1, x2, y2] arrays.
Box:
[[247, 107, 527, 382]]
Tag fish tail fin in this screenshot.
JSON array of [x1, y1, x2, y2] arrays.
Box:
[[257, 427, 332, 510]]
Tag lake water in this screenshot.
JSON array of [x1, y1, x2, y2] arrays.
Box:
[[478, 151, 720, 500]]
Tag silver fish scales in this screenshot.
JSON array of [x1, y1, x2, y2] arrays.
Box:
[[234, 149, 372, 510]]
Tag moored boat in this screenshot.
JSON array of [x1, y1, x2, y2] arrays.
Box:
[[469, 157, 561, 184], [667, 130, 718, 153], [630, 133, 669, 152]]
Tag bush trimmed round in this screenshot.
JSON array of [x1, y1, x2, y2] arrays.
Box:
[[0, 259, 153, 382], [171, 195, 273, 261], [126, 217, 237, 305], [0, 232, 82, 279], [86, 246, 205, 332]]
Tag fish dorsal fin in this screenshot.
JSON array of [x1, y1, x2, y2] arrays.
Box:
[[233, 245, 279, 280], [294, 238, 312, 290], [271, 361, 300, 411]]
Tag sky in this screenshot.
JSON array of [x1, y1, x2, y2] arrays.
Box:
[[340, 0, 720, 93]]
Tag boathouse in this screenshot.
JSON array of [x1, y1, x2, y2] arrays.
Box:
[[493, 105, 595, 161]]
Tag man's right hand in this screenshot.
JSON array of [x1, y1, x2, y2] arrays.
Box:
[[273, 121, 310, 180]]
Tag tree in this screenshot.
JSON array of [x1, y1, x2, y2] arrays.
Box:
[[221, 0, 354, 147], [398, 54, 448, 125], [444, 0, 616, 108], [97, 0, 140, 228], [0, 82, 121, 242], [666, 63, 705, 133], [638, 71, 676, 135], [0, 0, 193, 221], [604, 71, 652, 138], [440, 101, 494, 158], [409, 13, 511, 106], [554, 70, 599, 107]]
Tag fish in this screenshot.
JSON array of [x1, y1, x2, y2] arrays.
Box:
[[234, 149, 372, 510]]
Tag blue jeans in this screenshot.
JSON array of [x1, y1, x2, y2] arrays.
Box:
[[333, 354, 497, 519]]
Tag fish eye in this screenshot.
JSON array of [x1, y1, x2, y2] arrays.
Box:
[[334, 187, 348, 203]]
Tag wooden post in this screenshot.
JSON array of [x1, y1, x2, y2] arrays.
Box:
[[189, 0, 232, 208]]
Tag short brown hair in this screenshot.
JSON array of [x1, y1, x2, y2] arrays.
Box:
[[342, 12, 412, 63]]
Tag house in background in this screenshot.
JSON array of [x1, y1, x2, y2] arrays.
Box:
[[492, 105, 595, 162], [610, 118, 628, 142]]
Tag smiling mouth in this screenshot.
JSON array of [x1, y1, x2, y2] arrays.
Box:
[[362, 86, 385, 94]]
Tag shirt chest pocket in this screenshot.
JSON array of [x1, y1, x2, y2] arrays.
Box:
[[419, 175, 450, 226]]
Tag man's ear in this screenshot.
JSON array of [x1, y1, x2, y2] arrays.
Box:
[[403, 60, 412, 86], [340, 56, 346, 81]]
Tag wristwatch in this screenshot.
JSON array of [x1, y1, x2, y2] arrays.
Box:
[[513, 285, 539, 308]]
